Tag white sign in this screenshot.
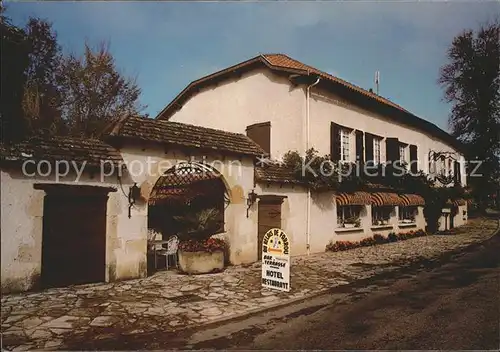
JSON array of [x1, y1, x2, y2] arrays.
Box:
[[261, 228, 291, 292]]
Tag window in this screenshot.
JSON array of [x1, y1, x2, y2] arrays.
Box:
[[340, 129, 350, 162], [399, 145, 406, 162], [399, 206, 417, 223], [372, 206, 393, 226], [439, 156, 446, 175], [337, 205, 361, 228], [373, 137, 381, 164]]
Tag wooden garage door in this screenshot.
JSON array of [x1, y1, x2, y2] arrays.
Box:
[[41, 193, 108, 288], [257, 197, 284, 260]]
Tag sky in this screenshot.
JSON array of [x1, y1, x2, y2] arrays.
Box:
[[5, 1, 500, 132]]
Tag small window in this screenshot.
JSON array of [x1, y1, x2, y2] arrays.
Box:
[[373, 137, 382, 164], [399, 145, 406, 162], [399, 206, 417, 223], [338, 129, 350, 162], [439, 155, 446, 175], [337, 205, 362, 228], [372, 206, 393, 226]]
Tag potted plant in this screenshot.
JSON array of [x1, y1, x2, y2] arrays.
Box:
[[174, 208, 227, 274], [344, 215, 360, 228]]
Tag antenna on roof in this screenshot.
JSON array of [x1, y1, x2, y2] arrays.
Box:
[[374, 71, 380, 95]]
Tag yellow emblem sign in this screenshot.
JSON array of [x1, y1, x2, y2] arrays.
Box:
[[262, 228, 290, 256]]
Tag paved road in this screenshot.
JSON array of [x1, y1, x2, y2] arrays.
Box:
[[188, 230, 500, 351]]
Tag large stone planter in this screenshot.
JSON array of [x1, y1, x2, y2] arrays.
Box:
[[178, 250, 224, 274]]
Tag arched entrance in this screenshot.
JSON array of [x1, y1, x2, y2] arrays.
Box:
[[146, 162, 230, 274]]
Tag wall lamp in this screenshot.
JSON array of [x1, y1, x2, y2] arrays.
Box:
[[128, 183, 140, 218], [246, 189, 258, 218]]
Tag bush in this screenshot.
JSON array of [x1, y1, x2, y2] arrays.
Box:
[[373, 233, 387, 244], [178, 237, 227, 253], [360, 237, 376, 247], [387, 232, 398, 242], [326, 229, 429, 252]]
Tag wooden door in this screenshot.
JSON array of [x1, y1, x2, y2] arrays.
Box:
[[257, 197, 283, 260], [41, 193, 107, 288]]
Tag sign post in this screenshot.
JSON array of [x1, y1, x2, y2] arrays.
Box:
[[261, 228, 291, 292]]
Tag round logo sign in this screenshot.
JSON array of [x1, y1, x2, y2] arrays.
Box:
[[262, 228, 290, 256]]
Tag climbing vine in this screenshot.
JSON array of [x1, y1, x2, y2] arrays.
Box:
[[280, 148, 470, 233]]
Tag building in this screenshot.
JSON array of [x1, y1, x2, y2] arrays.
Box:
[[158, 53, 468, 235], [1, 54, 468, 293]]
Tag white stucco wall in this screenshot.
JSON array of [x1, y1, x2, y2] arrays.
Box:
[[118, 144, 257, 266], [166, 69, 466, 187], [255, 184, 308, 256], [0, 167, 142, 294], [168, 69, 306, 160], [309, 91, 466, 186], [1, 143, 258, 293]]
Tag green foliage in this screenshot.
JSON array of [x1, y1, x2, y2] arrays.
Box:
[[439, 19, 500, 208], [58, 42, 145, 137], [1, 8, 145, 141], [281, 148, 473, 233], [326, 230, 428, 252], [1, 8, 30, 143], [173, 208, 223, 242]]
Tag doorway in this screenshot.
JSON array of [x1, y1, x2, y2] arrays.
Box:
[[257, 195, 285, 260], [36, 184, 113, 288]]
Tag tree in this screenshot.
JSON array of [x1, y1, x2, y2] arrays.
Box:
[[58, 42, 144, 137], [1, 6, 144, 141], [0, 6, 30, 143], [438, 19, 500, 209], [22, 17, 65, 136]]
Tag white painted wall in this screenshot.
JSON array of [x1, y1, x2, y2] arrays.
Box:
[[0, 167, 142, 294], [167, 68, 466, 187], [1, 144, 257, 293], [168, 69, 306, 159], [118, 144, 257, 266], [309, 91, 466, 186], [255, 184, 308, 256]]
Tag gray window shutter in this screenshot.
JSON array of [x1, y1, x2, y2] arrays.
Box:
[[330, 122, 340, 161], [355, 130, 364, 164], [365, 133, 374, 164], [409, 144, 418, 174], [385, 137, 400, 163]]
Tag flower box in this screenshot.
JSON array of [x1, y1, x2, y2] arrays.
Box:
[[178, 249, 224, 274]]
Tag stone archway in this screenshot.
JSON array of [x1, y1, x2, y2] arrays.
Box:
[[146, 162, 230, 273]]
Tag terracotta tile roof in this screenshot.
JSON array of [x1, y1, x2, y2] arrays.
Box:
[[255, 163, 304, 185], [261, 54, 408, 113], [0, 136, 123, 168], [105, 115, 264, 157]]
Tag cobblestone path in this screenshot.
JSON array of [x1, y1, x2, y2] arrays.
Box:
[[1, 217, 498, 351]]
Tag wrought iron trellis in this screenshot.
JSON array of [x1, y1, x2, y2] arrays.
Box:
[[149, 162, 230, 207]]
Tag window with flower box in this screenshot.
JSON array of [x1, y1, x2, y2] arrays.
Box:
[[399, 206, 417, 223], [337, 205, 362, 228], [371, 206, 393, 226]]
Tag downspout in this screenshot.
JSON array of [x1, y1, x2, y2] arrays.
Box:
[[306, 76, 320, 255]]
